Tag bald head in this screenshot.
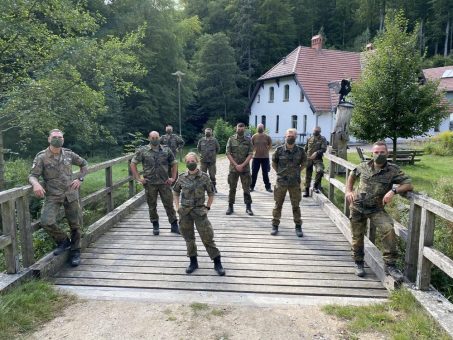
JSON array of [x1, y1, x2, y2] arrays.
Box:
[[257, 124, 264, 133], [149, 131, 159, 139]]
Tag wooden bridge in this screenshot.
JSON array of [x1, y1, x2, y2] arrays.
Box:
[[1, 152, 453, 334]]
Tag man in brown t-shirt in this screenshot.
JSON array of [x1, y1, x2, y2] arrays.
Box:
[[251, 124, 273, 192]]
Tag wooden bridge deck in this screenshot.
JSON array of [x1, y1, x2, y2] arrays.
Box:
[[54, 160, 388, 305]]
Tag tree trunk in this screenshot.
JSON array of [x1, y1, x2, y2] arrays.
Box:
[[444, 18, 450, 58], [0, 130, 4, 190], [379, 1, 386, 32], [392, 137, 397, 163], [419, 19, 424, 55], [435, 41, 438, 55]]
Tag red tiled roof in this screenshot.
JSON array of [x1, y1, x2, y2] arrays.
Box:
[[423, 66, 453, 92], [258, 46, 362, 112]]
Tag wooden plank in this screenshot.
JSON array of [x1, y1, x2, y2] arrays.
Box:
[[128, 160, 136, 198], [54, 277, 388, 298], [2, 200, 19, 273], [324, 152, 356, 171], [416, 209, 436, 290], [0, 235, 11, 249], [105, 166, 114, 212], [57, 270, 385, 289], [423, 247, 453, 280], [405, 201, 422, 281], [81, 177, 131, 207], [74, 154, 133, 175], [16, 195, 34, 267], [412, 194, 453, 222], [328, 157, 335, 201], [0, 186, 31, 204]]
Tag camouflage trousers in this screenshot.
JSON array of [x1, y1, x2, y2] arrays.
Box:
[[200, 161, 217, 186], [350, 208, 398, 265], [145, 183, 177, 224], [40, 197, 81, 250], [304, 159, 324, 189], [178, 206, 220, 259], [272, 183, 302, 226], [228, 171, 252, 205]]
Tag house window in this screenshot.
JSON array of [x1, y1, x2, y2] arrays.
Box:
[[303, 115, 307, 133], [300, 91, 304, 102], [261, 115, 266, 128], [284, 85, 289, 101], [254, 115, 257, 127], [269, 87, 274, 102], [434, 125, 440, 132], [257, 95, 260, 103], [291, 115, 298, 129], [276, 115, 279, 133]]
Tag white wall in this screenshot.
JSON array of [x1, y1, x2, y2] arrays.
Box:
[[249, 77, 316, 143]]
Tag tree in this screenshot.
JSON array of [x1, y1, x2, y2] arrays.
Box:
[[350, 11, 449, 160]]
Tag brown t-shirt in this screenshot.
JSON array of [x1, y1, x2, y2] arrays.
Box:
[[251, 133, 272, 158]]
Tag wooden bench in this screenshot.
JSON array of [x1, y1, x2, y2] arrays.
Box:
[[356, 147, 422, 165]]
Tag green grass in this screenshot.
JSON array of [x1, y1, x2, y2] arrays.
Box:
[[189, 302, 209, 312], [0, 280, 76, 340], [323, 288, 450, 339]]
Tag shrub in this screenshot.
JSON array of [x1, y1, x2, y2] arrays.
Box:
[[4, 158, 30, 188], [424, 131, 453, 156], [213, 118, 235, 154]]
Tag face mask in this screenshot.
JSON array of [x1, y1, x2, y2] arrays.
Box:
[[166, 129, 172, 134], [258, 128, 264, 133], [313, 131, 320, 136], [373, 154, 387, 164], [286, 137, 296, 145], [186, 162, 197, 171], [150, 139, 160, 146], [237, 130, 244, 137], [205, 132, 212, 137], [50, 138, 63, 148]]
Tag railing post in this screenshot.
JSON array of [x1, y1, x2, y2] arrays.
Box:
[[16, 195, 34, 267], [416, 208, 435, 290], [2, 200, 19, 273], [105, 166, 114, 212], [405, 200, 422, 282], [343, 168, 350, 217], [328, 151, 336, 202], [128, 159, 136, 198]]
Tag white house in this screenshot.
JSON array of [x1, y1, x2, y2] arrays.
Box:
[[248, 36, 452, 144]]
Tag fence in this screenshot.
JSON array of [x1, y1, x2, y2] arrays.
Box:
[[0, 154, 136, 274]]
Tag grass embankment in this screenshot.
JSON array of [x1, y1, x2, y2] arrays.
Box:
[[323, 288, 450, 339], [0, 280, 75, 340]]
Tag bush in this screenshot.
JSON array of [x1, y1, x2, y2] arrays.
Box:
[[424, 131, 453, 156], [213, 118, 235, 154], [4, 158, 30, 188]]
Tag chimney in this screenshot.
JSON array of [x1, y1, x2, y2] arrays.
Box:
[[366, 43, 374, 51], [311, 35, 323, 50]]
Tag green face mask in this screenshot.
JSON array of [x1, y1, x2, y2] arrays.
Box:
[[186, 162, 197, 171], [373, 154, 387, 164], [50, 138, 63, 148], [286, 137, 296, 145], [150, 139, 160, 146], [237, 130, 244, 137]]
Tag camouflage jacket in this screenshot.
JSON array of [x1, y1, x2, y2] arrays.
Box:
[[226, 134, 253, 172], [160, 133, 184, 156], [29, 148, 88, 202], [197, 137, 220, 163], [304, 135, 327, 161], [272, 144, 307, 186], [351, 160, 411, 213], [173, 170, 214, 207], [131, 144, 177, 185]]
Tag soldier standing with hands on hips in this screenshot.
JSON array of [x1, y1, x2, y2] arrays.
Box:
[[29, 129, 88, 267], [173, 152, 225, 276]]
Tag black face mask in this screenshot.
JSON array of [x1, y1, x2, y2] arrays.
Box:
[[186, 162, 197, 171], [313, 131, 320, 136], [237, 130, 244, 137], [286, 137, 296, 145], [258, 128, 264, 133], [205, 132, 212, 137]]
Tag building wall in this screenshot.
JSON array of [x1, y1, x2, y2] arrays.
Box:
[[249, 77, 318, 143]]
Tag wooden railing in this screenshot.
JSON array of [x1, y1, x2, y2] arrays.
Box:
[[0, 154, 137, 274], [324, 151, 453, 291]]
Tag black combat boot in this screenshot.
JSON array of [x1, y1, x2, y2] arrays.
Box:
[[245, 203, 254, 216], [53, 238, 71, 256], [226, 204, 234, 215], [265, 187, 273, 193], [152, 221, 160, 235], [313, 184, 321, 194], [213, 256, 226, 276], [69, 249, 81, 267], [295, 224, 303, 237], [171, 221, 180, 234], [302, 187, 310, 197], [249, 186, 254, 192], [186, 256, 198, 274], [355, 261, 366, 277], [384, 264, 404, 282], [213, 184, 218, 193], [270, 225, 279, 236]]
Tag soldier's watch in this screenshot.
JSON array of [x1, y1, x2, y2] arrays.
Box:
[[78, 177, 84, 182], [391, 187, 397, 194]]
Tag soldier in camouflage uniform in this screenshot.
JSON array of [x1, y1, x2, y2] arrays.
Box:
[[197, 128, 220, 192], [346, 141, 413, 279], [303, 126, 327, 196], [160, 124, 185, 158], [173, 152, 225, 276], [225, 123, 254, 216], [29, 129, 88, 267], [130, 131, 179, 235], [271, 128, 307, 237]]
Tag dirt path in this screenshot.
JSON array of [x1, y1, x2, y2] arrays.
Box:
[[29, 300, 362, 340]]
